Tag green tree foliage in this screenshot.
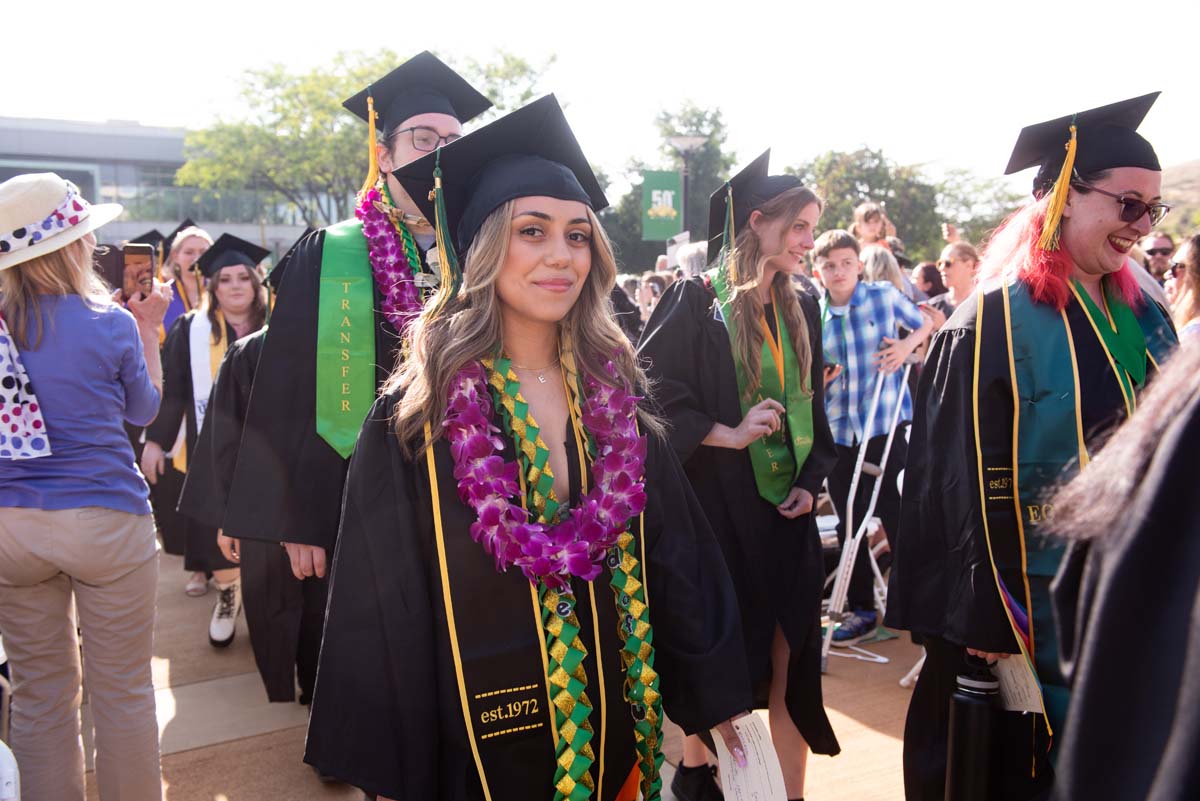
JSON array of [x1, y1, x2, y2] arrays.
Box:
[[176, 50, 548, 227], [601, 102, 736, 273], [936, 167, 1025, 252]]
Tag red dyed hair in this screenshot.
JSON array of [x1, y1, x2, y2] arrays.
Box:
[[978, 195, 1142, 312]]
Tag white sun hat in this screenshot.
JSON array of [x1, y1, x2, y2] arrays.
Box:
[[0, 173, 122, 271]]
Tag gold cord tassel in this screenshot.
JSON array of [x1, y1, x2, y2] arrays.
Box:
[[723, 183, 738, 283], [358, 92, 380, 199], [1037, 122, 1078, 252]]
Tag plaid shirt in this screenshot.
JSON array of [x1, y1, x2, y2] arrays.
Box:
[[821, 281, 925, 446]]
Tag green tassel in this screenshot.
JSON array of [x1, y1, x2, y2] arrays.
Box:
[[430, 150, 463, 315]]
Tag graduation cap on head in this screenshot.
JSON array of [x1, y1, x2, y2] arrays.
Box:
[[1005, 92, 1161, 251], [706, 149, 805, 264], [162, 218, 213, 264], [394, 94, 606, 313], [196, 233, 271, 279], [343, 51, 493, 199]]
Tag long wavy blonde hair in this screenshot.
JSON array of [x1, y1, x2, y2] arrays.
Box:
[[0, 237, 112, 349], [390, 200, 659, 453], [725, 185, 820, 399]]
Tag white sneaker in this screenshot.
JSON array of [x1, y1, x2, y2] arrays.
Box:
[[208, 580, 242, 647]]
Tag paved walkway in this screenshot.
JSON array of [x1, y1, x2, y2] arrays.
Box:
[[82, 551, 919, 799]]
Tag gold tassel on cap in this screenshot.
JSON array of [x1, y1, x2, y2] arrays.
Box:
[[358, 90, 380, 198], [722, 183, 739, 283], [1037, 121, 1078, 252]]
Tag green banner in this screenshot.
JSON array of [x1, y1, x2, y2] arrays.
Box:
[[641, 170, 682, 241], [315, 218, 375, 459]]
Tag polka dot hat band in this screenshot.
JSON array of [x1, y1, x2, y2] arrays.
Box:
[[0, 314, 50, 460], [0, 172, 122, 272]]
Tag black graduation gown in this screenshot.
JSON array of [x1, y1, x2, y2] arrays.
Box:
[[305, 392, 752, 800], [636, 275, 840, 756], [223, 228, 413, 550], [609, 285, 642, 343], [146, 311, 241, 573], [177, 330, 327, 703], [886, 287, 1162, 801], [1050, 390, 1200, 801]]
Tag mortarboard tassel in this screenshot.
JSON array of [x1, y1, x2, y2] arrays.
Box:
[[1037, 121, 1078, 252], [359, 90, 380, 199], [723, 182, 739, 283], [428, 151, 462, 316]]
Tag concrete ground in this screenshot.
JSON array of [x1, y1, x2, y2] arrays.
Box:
[[81, 551, 919, 800]]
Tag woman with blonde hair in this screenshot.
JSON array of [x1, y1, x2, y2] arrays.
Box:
[[861, 243, 919, 299], [305, 96, 751, 801], [159, 219, 213, 331], [639, 150, 840, 801], [1168, 235, 1200, 342], [0, 173, 170, 801]]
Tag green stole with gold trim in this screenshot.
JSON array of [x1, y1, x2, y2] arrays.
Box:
[[707, 266, 814, 505], [315, 219, 375, 458], [974, 278, 1175, 737]]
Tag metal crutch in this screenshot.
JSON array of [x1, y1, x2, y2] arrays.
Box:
[[821, 358, 916, 672]]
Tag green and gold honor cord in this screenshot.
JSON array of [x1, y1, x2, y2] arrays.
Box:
[[486, 356, 664, 801]]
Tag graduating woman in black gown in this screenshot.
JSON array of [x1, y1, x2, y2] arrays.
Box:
[[143, 234, 270, 647], [305, 96, 753, 801], [638, 150, 839, 801], [886, 94, 1177, 801]]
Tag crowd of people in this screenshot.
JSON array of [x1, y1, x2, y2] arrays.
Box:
[[0, 52, 1197, 801]]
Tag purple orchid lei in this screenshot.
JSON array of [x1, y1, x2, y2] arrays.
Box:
[[443, 360, 648, 591], [356, 184, 423, 334]]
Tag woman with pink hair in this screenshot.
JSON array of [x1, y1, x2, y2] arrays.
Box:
[[886, 93, 1178, 801]]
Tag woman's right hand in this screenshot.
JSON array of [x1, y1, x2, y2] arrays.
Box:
[[141, 441, 166, 485], [128, 280, 172, 328], [729, 398, 784, 449]]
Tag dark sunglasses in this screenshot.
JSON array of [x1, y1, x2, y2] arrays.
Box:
[[1071, 179, 1172, 226], [1145, 247, 1174, 257]]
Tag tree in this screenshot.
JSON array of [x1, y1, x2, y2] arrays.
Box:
[[789, 148, 943, 261], [601, 102, 735, 273], [176, 50, 549, 228], [935, 168, 1025, 252]]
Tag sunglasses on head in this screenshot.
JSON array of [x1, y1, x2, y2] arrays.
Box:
[[1071, 178, 1172, 226], [1145, 247, 1174, 257]]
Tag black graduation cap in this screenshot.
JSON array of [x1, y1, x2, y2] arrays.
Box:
[[1005, 92, 1161, 191], [163, 218, 202, 259], [395, 94, 607, 257], [706, 149, 805, 263], [128, 229, 164, 250], [342, 51, 492, 135], [196, 233, 271, 279]]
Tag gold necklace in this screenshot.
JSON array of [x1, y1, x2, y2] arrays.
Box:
[[511, 359, 560, 384]]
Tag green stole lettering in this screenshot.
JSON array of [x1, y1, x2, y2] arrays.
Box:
[[316, 219, 374, 459], [708, 267, 814, 505]]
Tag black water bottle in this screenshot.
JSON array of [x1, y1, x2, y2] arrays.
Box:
[[944, 654, 999, 801]]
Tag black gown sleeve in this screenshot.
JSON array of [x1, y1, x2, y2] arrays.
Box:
[[794, 292, 837, 497], [1050, 392, 1200, 801], [885, 311, 1017, 652], [303, 395, 439, 799], [637, 280, 719, 463], [641, 430, 753, 734], [145, 313, 190, 449]]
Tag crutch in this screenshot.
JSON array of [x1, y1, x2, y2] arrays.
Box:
[[821, 357, 916, 672]]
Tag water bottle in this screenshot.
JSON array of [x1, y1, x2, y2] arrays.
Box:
[[944, 654, 999, 801]]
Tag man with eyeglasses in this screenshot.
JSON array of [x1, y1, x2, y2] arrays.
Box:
[[219, 53, 493, 649], [1140, 230, 1176, 280]]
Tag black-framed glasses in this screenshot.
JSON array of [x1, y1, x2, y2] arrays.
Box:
[[1070, 179, 1172, 226], [393, 126, 462, 153], [1146, 247, 1174, 257]]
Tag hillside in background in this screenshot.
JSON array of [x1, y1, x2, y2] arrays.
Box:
[[1163, 160, 1200, 236]]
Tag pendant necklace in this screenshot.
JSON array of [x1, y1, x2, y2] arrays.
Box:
[[512, 359, 560, 384]]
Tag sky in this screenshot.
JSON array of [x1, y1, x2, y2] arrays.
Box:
[[13, 0, 1199, 197]]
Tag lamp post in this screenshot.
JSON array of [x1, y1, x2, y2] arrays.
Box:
[[668, 135, 708, 234]]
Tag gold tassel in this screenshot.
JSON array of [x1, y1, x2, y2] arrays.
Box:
[[358, 92, 380, 198], [723, 183, 739, 284], [1037, 122, 1078, 252]]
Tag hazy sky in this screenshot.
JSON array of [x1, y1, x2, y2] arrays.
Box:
[[14, 0, 1198, 196]]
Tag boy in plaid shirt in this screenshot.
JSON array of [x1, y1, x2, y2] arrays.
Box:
[[815, 230, 933, 644]]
